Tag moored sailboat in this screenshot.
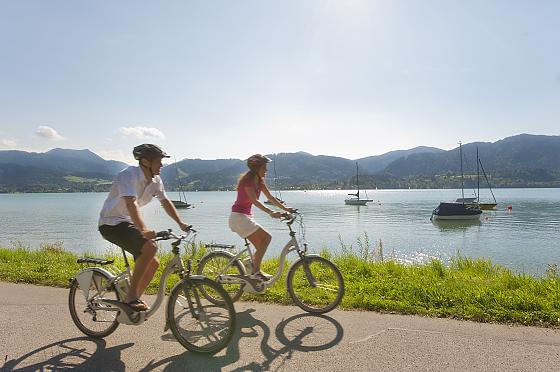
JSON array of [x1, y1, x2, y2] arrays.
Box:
[[345, 162, 373, 206], [432, 142, 482, 221]]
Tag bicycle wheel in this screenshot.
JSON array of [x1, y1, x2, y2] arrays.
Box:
[[167, 277, 236, 354], [68, 270, 120, 338], [197, 251, 245, 303], [287, 256, 344, 314]]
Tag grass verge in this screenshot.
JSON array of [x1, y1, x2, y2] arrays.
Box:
[[1, 243, 559, 327]]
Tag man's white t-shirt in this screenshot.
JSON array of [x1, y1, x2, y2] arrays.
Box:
[[99, 166, 168, 226]]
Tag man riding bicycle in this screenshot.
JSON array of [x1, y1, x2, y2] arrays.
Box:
[[98, 144, 191, 311]]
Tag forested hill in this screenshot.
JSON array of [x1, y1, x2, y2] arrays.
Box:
[[1, 134, 559, 192], [0, 149, 128, 192]]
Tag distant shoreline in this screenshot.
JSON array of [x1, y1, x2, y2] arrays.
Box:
[[2, 185, 560, 194]]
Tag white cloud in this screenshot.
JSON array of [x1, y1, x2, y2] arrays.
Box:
[[0, 138, 17, 149], [119, 126, 165, 140], [35, 126, 64, 140]]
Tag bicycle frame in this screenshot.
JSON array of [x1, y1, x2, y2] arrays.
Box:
[[76, 231, 197, 325], [216, 215, 312, 289]]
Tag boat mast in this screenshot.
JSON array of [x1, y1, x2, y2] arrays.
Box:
[[478, 158, 497, 204], [356, 162, 360, 199], [273, 154, 282, 201], [459, 142, 465, 203], [477, 147, 480, 203]]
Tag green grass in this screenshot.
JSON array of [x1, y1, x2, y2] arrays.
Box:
[[1, 243, 559, 327]]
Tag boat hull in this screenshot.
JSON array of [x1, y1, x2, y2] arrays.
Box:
[[345, 198, 368, 206], [171, 200, 191, 209], [431, 202, 482, 220], [465, 202, 497, 211]]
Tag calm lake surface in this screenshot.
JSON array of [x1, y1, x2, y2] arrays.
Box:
[[1, 189, 559, 275]]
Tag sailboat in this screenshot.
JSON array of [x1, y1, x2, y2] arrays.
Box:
[[345, 162, 373, 206], [264, 154, 285, 205], [460, 147, 497, 210], [431, 142, 482, 221], [170, 158, 191, 209]]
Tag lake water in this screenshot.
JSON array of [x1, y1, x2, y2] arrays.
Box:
[[1, 189, 559, 275]]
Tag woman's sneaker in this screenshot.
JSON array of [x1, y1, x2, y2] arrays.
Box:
[[249, 271, 272, 282]]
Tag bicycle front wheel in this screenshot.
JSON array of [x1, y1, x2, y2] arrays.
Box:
[[167, 277, 236, 354], [197, 251, 245, 303], [68, 271, 120, 338], [287, 256, 344, 314]]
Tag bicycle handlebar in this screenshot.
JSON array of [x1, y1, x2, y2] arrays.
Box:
[[154, 227, 196, 242]]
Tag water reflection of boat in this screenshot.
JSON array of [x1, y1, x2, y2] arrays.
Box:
[[432, 218, 482, 231]]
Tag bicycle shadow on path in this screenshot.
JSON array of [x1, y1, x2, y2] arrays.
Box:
[[141, 309, 344, 371], [2, 337, 133, 371]]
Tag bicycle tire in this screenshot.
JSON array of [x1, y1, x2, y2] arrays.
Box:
[[167, 277, 236, 354], [197, 251, 245, 303], [287, 256, 344, 314], [68, 271, 120, 338]]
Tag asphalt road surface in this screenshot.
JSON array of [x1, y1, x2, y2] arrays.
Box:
[[1, 282, 560, 371]]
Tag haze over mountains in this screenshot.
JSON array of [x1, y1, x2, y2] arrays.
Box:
[[1, 134, 559, 192]]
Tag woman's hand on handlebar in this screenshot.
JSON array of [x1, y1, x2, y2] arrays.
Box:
[[270, 211, 283, 219], [178, 221, 193, 232]]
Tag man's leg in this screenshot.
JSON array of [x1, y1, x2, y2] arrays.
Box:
[[125, 240, 158, 302]]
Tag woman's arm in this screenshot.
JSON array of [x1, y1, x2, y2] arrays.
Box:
[[245, 183, 282, 218], [261, 183, 296, 213]]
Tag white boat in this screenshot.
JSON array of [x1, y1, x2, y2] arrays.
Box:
[[264, 153, 285, 205], [344, 198, 369, 206], [345, 162, 373, 206], [171, 158, 191, 209]]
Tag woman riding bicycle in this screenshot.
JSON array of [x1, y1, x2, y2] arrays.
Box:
[[228, 154, 296, 281]]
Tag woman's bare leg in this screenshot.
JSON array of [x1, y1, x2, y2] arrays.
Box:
[[246, 228, 271, 273]]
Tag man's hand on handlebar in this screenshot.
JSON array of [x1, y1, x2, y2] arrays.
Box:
[[141, 229, 157, 240]]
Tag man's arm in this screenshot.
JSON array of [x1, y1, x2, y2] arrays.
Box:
[[160, 198, 191, 231], [123, 196, 156, 239]]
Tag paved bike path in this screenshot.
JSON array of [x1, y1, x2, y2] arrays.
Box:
[[1, 282, 560, 371]]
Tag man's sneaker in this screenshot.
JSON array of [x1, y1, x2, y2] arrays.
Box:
[[250, 271, 272, 282]]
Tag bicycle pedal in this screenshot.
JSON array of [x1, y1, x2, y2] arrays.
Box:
[[243, 278, 266, 294]]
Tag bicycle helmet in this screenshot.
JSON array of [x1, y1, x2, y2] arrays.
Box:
[[133, 144, 170, 160], [247, 154, 271, 171]]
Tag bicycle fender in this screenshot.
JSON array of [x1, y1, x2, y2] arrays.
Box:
[[286, 254, 321, 286], [74, 267, 115, 299], [164, 275, 208, 330]]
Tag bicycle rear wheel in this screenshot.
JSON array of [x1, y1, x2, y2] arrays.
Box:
[[167, 277, 236, 354], [197, 251, 245, 303], [68, 270, 120, 338], [287, 256, 344, 314]]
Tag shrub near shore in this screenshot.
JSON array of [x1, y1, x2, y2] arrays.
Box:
[[1, 243, 559, 327]]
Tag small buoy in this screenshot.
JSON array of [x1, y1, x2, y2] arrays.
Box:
[[506, 204, 513, 212]]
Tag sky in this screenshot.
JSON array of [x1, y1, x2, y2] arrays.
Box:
[[0, 1, 559, 164]]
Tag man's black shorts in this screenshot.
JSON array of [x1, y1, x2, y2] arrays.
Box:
[[99, 222, 148, 260]]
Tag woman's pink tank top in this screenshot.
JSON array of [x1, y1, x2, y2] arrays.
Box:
[[231, 176, 262, 215]]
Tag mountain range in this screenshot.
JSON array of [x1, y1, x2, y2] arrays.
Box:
[[1, 134, 559, 192]]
